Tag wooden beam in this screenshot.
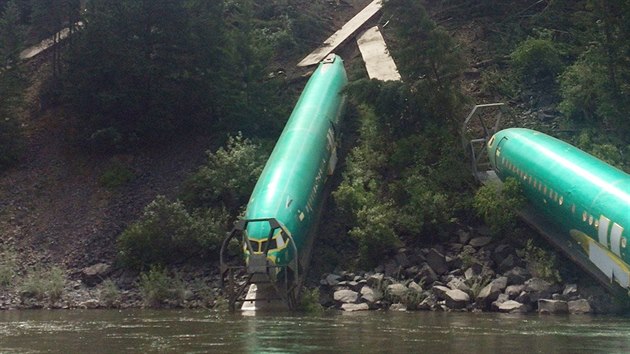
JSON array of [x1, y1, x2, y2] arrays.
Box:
[[356, 26, 401, 81], [297, 0, 383, 67]]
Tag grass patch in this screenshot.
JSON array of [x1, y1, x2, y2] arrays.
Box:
[[139, 266, 186, 308]]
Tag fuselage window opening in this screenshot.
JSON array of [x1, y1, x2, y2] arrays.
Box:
[[582, 211, 588, 222], [571, 204, 576, 214], [559, 196, 564, 205], [589, 215, 594, 225]]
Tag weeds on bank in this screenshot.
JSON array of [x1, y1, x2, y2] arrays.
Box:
[[20, 266, 66, 303], [519, 239, 561, 283], [99, 279, 121, 307], [298, 287, 323, 314], [139, 266, 186, 308], [0, 248, 17, 287]]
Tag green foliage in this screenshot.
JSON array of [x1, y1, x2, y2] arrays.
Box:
[[298, 287, 323, 314], [350, 202, 401, 269], [117, 196, 228, 269], [100, 161, 135, 189], [572, 130, 627, 171], [139, 266, 185, 308], [0, 1, 25, 66], [0, 248, 16, 287], [99, 279, 120, 307], [181, 133, 268, 213], [519, 239, 561, 283], [20, 266, 66, 302], [510, 37, 563, 89], [473, 177, 525, 235]]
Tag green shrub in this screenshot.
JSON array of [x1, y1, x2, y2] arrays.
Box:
[[298, 287, 323, 314], [20, 266, 66, 302], [0, 248, 16, 287], [559, 59, 602, 122], [511, 37, 563, 88], [519, 239, 561, 283], [473, 177, 525, 235], [100, 160, 135, 188], [181, 133, 268, 213], [350, 202, 401, 269], [99, 279, 120, 307], [117, 196, 228, 269], [139, 266, 185, 308]]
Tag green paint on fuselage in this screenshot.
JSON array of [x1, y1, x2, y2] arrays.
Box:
[[488, 128, 630, 265], [244, 55, 347, 266]]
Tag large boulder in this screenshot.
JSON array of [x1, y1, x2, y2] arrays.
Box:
[[491, 293, 510, 311], [504, 267, 531, 285], [469, 236, 492, 248], [366, 273, 384, 288], [387, 283, 408, 298], [334, 289, 358, 304], [341, 303, 369, 312], [538, 299, 569, 314], [475, 281, 502, 308], [417, 264, 439, 285], [360, 286, 379, 304], [432, 285, 451, 300], [568, 299, 592, 314], [444, 289, 470, 309], [323, 273, 341, 286], [525, 278, 557, 302], [426, 249, 448, 275], [81, 263, 112, 287], [505, 285, 525, 299], [498, 300, 528, 313], [447, 278, 471, 294]]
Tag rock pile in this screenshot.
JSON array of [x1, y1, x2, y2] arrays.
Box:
[[319, 233, 611, 314]]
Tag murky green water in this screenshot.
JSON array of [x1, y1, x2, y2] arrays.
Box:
[[1, 310, 630, 353]]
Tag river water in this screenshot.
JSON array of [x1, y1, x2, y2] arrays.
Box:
[[1, 310, 629, 353]]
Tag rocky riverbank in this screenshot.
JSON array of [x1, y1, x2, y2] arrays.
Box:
[[0, 228, 624, 314], [317, 229, 624, 314]]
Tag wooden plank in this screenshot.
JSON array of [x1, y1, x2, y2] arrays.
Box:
[[356, 26, 401, 81], [297, 0, 383, 67]]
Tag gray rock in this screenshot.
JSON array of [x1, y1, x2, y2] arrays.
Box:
[[360, 286, 378, 303], [389, 303, 407, 311], [325, 274, 341, 286], [492, 277, 508, 292], [538, 299, 569, 314], [366, 273, 384, 288], [341, 303, 369, 312], [492, 244, 514, 265], [418, 294, 437, 311], [491, 293, 510, 311], [457, 229, 472, 244], [498, 300, 527, 313], [504, 267, 530, 285], [334, 289, 358, 303], [446, 255, 463, 270], [568, 299, 591, 314], [505, 285, 525, 299], [444, 289, 470, 309], [447, 278, 471, 293], [525, 278, 553, 293], [515, 291, 531, 304], [498, 254, 516, 274], [475, 282, 501, 308], [384, 260, 399, 277], [387, 283, 408, 298], [418, 263, 439, 285], [408, 281, 423, 293], [469, 236, 492, 248], [81, 263, 112, 287], [464, 267, 477, 280], [563, 284, 578, 297], [395, 252, 410, 268], [426, 248, 448, 275], [80, 299, 100, 309], [432, 285, 451, 300]]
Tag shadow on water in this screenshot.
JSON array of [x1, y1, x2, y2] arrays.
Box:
[[1, 310, 630, 353]]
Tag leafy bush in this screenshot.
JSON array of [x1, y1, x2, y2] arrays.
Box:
[[511, 37, 563, 88], [181, 133, 268, 213], [117, 196, 228, 269], [99, 279, 120, 308], [473, 177, 525, 235], [139, 266, 185, 308], [0, 248, 16, 287], [20, 266, 66, 303], [350, 202, 401, 269], [519, 239, 561, 283], [298, 287, 323, 314], [100, 160, 135, 188]]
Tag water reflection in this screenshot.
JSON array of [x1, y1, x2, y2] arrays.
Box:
[[1, 310, 630, 353]]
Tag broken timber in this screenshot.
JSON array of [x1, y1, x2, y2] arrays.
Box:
[[356, 26, 401, 81], [297, 0, 383, 67]]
